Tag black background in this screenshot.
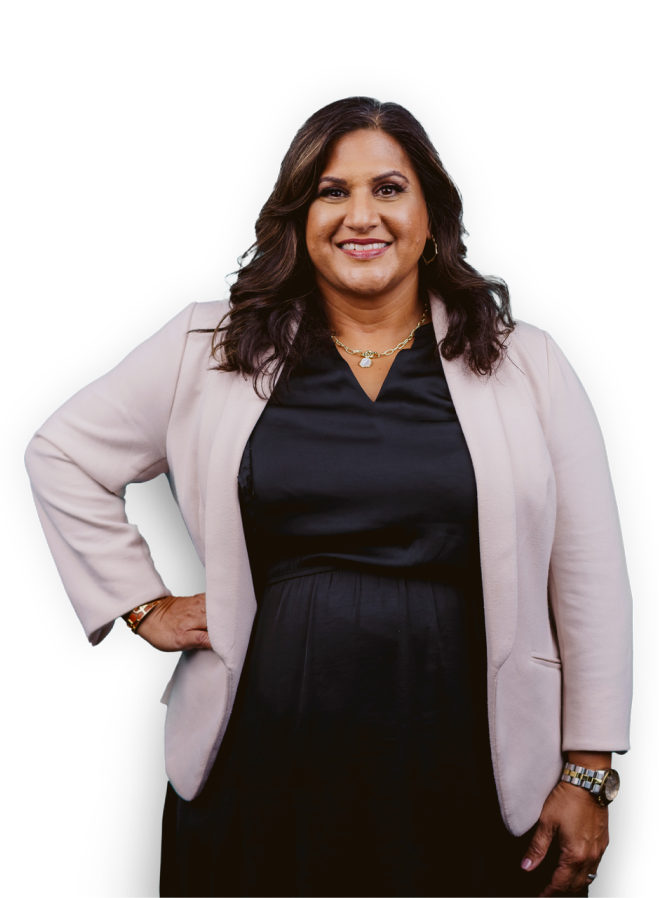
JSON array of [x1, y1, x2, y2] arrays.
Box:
[[19, 72, 653, 896]]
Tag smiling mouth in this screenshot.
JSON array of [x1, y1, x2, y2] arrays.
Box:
[[337, 240, 391, 259]]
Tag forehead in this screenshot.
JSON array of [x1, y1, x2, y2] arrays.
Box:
[[320, 129, 417, 181]]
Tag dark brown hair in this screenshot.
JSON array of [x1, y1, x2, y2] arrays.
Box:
[[203, 97, 514, 392]]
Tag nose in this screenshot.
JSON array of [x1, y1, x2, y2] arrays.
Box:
[[342, 188, 380, 233]]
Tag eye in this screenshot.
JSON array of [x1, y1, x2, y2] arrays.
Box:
[[317, 187, 347, 199], [376, 183, 405, 197], [318, 183, 405, 199]]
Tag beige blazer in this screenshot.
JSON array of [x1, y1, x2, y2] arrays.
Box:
[[25, 293, 632, 836]]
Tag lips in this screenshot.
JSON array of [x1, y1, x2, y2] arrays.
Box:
[[336, 237, 391, 247], [336, 239, 391, 260]]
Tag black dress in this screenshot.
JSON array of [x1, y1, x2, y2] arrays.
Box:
[[160, 322, 565, 898]]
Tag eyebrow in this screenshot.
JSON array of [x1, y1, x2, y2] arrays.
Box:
[[317, 170, 410, 186]]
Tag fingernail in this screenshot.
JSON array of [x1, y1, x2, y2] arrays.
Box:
[[521, 858, 533, 871]]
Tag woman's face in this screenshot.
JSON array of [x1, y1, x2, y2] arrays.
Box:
[[306, 129, 431, 300]]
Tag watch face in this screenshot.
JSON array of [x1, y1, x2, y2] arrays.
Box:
[[604, 769, 620, 802]]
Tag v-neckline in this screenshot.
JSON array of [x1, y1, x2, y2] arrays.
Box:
[[333, 322, 430, 404]]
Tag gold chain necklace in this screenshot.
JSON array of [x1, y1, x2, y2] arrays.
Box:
[[331, 307, 429, 368]]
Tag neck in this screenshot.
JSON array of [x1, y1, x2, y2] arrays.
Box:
[[317, 271, 426, 344]]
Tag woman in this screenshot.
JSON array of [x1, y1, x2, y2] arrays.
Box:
[[25, 97, 632, 897]]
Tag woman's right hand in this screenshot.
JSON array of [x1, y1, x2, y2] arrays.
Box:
[[135, 593, 212, 651]]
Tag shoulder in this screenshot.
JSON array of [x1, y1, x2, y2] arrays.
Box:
[[130, 298, 226, 360], [505, 319, 550, 365], [502, 319, 575, 386], [505, 320, 582, 388], [500, 320, 598, 437], [188, 299, 229, 331]]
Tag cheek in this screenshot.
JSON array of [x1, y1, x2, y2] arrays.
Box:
[[403, 218, 424, 241], [307, 217, 325, 246], [306, 210, 335, 256]]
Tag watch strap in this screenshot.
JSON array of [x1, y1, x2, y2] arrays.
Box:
[[122, 599, 164, 633], [561, 763, 607, 796]]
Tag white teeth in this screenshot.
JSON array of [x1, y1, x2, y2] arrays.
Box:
[[340, 242, 388, 251]]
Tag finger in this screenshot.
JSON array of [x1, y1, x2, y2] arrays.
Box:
[[538, 858, 588, 897], [538, 862, 575, 896], [194, 629, 213, 650], [522, 820, 557, 872], [198, 593, 208, 626], [569, 859, 602, 895], [574, 859, 603, 894]]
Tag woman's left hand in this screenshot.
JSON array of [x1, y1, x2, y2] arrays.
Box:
[[521, 780, 609, 896]]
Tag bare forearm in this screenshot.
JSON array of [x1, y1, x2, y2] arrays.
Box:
[[567, 751, 612, 770]]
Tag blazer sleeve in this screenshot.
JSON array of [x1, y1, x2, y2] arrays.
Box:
[[25, 302, 198, 646], [544, 332, 633, 752]]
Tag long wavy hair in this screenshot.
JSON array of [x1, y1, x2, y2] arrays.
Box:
[[203, 97, 514, 393]]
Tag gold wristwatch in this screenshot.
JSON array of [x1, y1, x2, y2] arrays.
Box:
[[561, 763, 620, 806]]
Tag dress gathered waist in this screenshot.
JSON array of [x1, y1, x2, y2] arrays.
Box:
[[263, 557, 473, 588]]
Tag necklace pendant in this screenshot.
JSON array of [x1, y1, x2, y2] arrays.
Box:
[[359, 356, 372, 368]]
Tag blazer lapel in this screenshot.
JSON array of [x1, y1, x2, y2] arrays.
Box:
[[163, 366, 273, 800], [204, 371, 271, 671], [430, 294, 518, 671], [202, 301, 305, 675]]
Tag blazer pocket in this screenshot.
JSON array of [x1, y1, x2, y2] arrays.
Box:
[[531, 652, 562, 670]]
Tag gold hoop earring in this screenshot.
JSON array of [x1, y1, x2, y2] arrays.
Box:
[[422, 237, 438, 265]]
